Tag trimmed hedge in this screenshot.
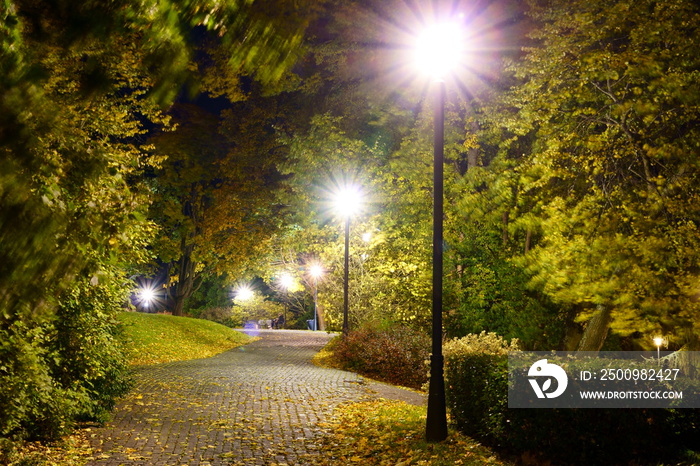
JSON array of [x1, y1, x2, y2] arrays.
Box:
[[331, 323, 430, 389], [443, 332, 517, 442], [444, 332, 700, 465]]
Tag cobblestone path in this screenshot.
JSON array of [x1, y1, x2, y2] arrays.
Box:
[[86, 330, 424, 465]]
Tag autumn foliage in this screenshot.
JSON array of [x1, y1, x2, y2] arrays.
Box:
[[444, 332, 700, 465], [330, 323, 430, 390]]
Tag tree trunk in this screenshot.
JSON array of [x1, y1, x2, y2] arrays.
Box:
[[525, 228, 532, 254], [560, 306, 582, 350], [172, 242, 196, 316], [576, 305, 612, 352]]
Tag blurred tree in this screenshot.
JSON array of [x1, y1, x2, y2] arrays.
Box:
[[483, 0, 700, 350], [1, 0, 322, 440], [0, 37, 162, 440]]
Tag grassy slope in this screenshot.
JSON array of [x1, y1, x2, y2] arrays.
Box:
[[118, 312, 253, 365]]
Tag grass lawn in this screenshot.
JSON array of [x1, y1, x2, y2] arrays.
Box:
[[118, 311, 253, 365]]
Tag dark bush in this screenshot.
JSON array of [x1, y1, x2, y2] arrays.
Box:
[[51, 276, 134, 425], [1, 272, 133, 443], [332, 323, 430, 389], [444, 332, 700, 465]]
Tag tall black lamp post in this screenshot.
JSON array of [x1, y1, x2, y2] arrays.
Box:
[[415, 21, 465, 443], [333, 185, 362, 336]]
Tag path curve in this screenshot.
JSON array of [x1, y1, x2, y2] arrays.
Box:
[[86, 330, 424, 465]]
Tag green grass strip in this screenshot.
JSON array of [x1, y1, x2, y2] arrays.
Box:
[[118, 312, 253, 366]]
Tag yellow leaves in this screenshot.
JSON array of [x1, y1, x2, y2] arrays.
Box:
[[307, 400, 513, 465], [7, 429, 95, 466]]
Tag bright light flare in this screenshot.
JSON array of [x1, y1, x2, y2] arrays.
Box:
[[139, 287, 156, 307], [653, 336, 665, 347], [309, 264, 324, 279], [333, 185, 364, 218], [235, 285, 254, 302], [279, 273, 295, 290], [415, 22, 465, 79]]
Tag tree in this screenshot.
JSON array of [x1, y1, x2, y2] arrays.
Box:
[[486, 0, 700, 350], [149, 101, 285, 316], [1, 0, 322, 441], [1, 37, 161, 440], [231, 290, 285, 328]]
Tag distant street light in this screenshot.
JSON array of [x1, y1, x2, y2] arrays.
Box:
[[234, 284, 254, 302], [333, 185, 363, 336], [415, 19, 465, 443], [653, 336, 666, 363], [138, 286, 156, 310], [309, 264, 324, 331]]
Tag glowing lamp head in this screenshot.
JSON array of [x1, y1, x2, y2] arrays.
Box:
[[309, 264, 324, 279], [235, 285, 254, 302], [139, 287, 155, 307], [653, 336, 664, 347], [333, 185, 363, 218], [415, 22, 465, 79], [280, 273, 295, 290]]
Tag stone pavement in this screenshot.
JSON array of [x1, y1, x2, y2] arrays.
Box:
[[86, 330, 425, 465]]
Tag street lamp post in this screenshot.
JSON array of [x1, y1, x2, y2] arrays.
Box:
[[309, 264, 324, 331], [426, 78, 448, 443], [343, 214, 350, 335], [416, 21, 464, 443], [333, 185, 362, 336], [234, 284, 254, 328], [653, 336, 666, 364]]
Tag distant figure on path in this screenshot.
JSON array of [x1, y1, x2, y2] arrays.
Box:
[[272, 314, 285, 329]]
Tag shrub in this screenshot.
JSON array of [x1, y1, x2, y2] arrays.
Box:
[[443, 332, 519, 441], [0, 271, 133, 443], [443, 332, 700, 465], [199, 307, 238, 327], [332, 323, 430, 389], [50, 275, 134, 425]]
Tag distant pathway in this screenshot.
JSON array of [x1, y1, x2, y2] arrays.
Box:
[[86, 330, 424, 465]]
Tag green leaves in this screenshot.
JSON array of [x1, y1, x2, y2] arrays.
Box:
[[1, 0, 323, 447], [480, 0, 700, 347]]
